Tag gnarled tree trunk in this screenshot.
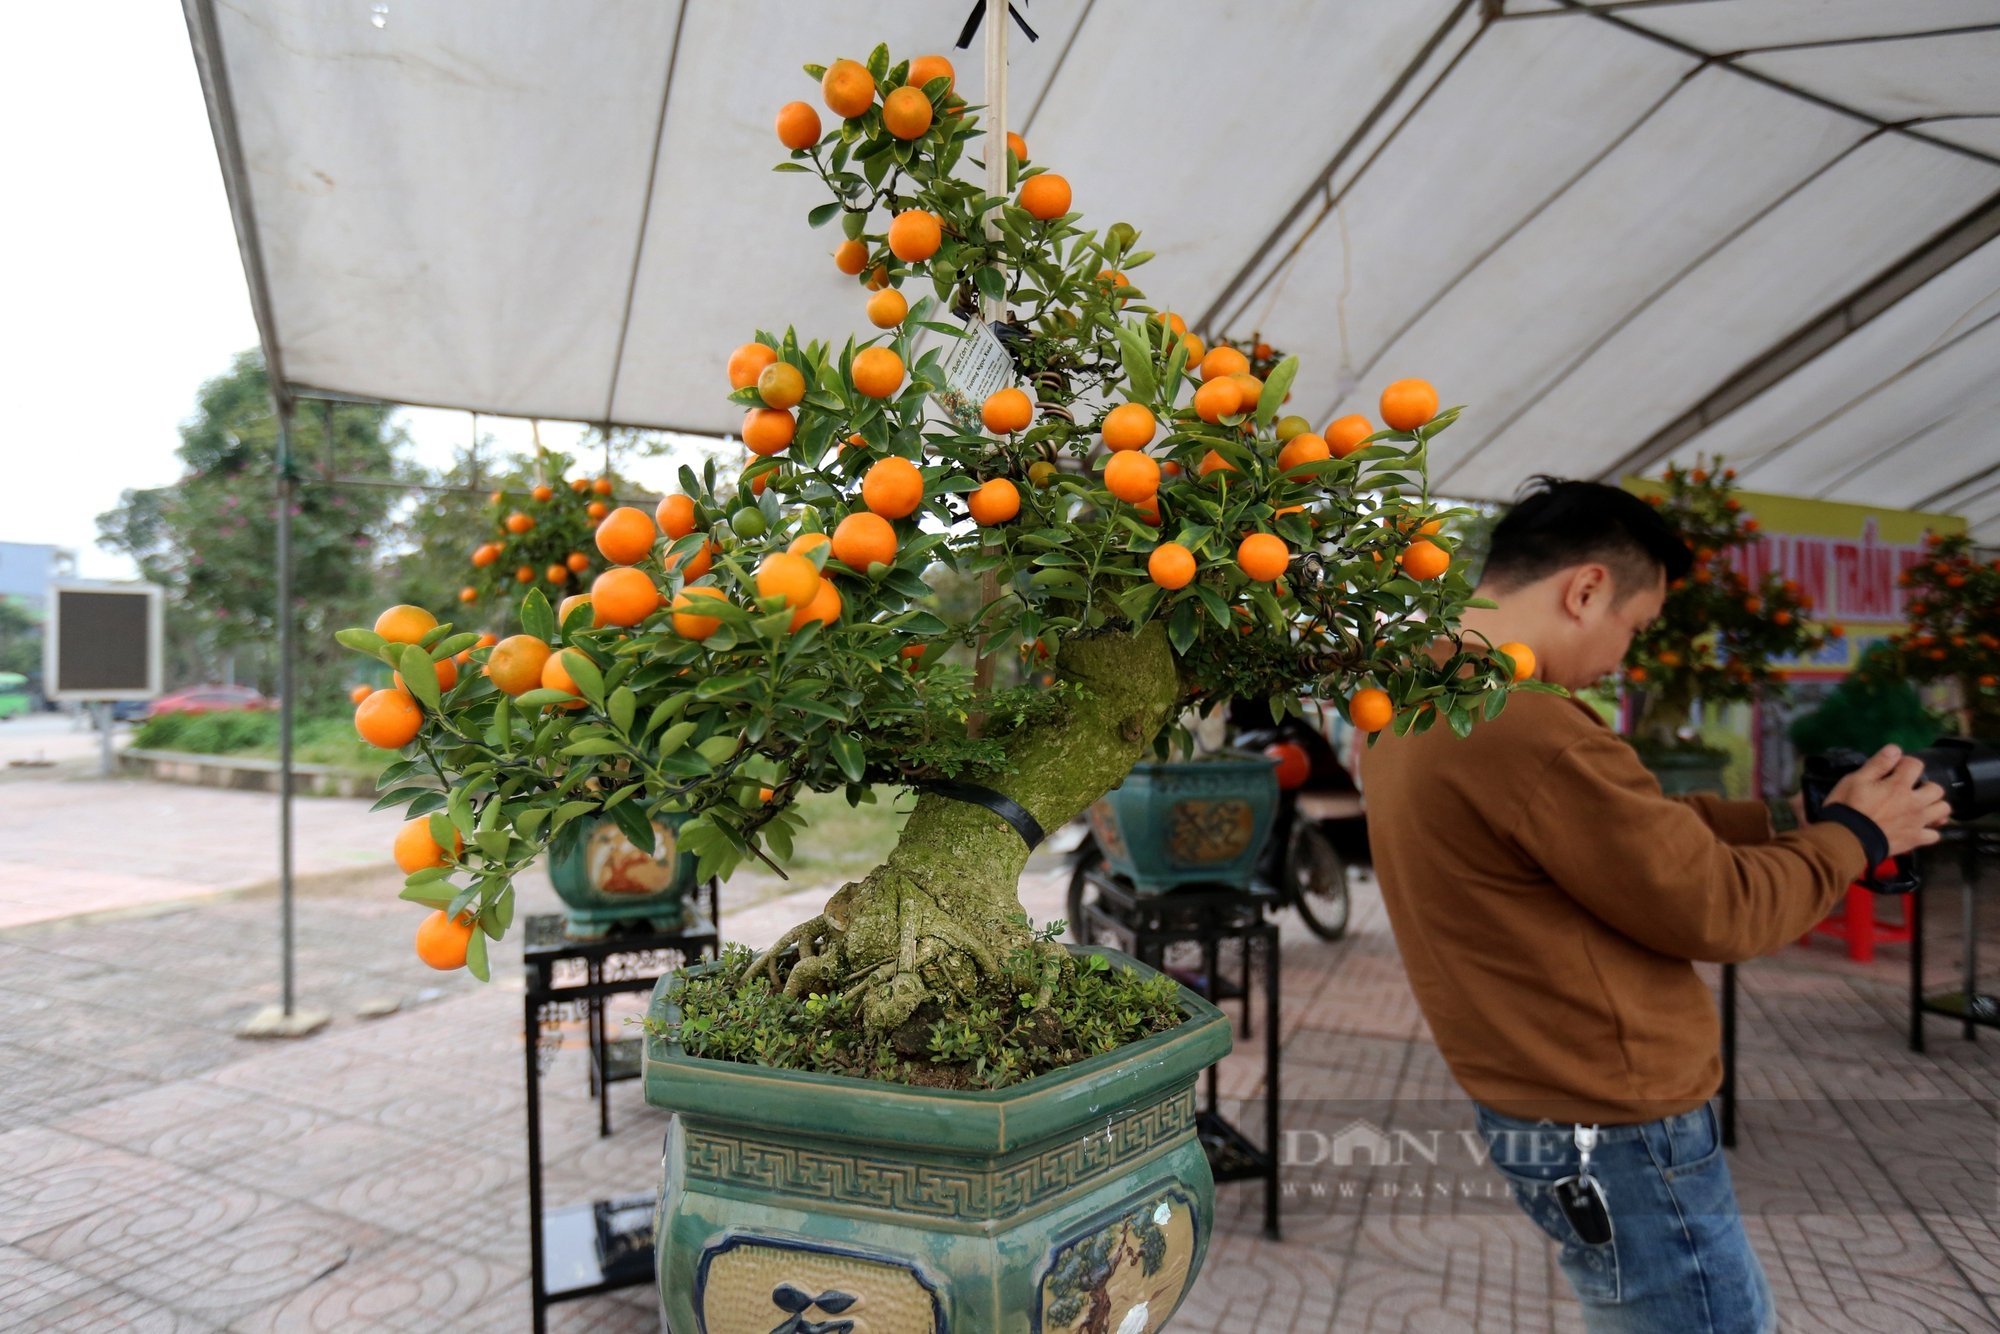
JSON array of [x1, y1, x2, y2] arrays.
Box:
[[761, 620, 1182, 1032]]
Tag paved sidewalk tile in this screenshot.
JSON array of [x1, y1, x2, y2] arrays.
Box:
[[0, 844, 1994, 1331]]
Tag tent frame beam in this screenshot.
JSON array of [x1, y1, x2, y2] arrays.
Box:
[[1193, 0, 1484, 339], [1599, 189, 2000, 485], [185, 0, 290, 411]]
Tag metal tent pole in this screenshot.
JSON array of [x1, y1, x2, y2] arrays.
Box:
[[242, 390, 327, 1038], [276, 397, 298, 1017]]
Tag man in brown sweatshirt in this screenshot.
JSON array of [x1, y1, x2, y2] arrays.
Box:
[[1361, 478, 1950, 1334]]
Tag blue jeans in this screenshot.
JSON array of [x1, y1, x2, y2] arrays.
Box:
[[1475, 1102, 1773, 1334]]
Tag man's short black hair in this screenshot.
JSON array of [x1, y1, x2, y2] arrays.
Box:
[[1481, 476, 1693, 596]]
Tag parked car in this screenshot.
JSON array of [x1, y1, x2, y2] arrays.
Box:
[[109, 699, 153, 723], [146, 684, 274, 718], [0, 673, 31, 721]]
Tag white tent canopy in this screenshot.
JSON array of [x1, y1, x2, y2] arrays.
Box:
[[186, 0, 2000, 537]]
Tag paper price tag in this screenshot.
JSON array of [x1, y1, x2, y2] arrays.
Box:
[[932, 317, 1016, 433]]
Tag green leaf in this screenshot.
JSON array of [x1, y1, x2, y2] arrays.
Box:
[[607, 686, 636, 736], [516, 806, 549, 839], [511, 688, 578, 708], [375, 759, 420, 787], [841, 209, 867, 240], [610, 800, 656, 853], [642, 693, 693, 738], [397, 644, 441, 710], [561, 650, 605, 705], [561, 738, 626, 757], [431, 632, 479, 662], [397, 881, 457, 908], [1257, 354, 1298, 426], [335, 628, 388, 656], [892, 610, 949, 635], [808, 201, 842, 229], [466, 927, 490, 982], [1250, 586, 1287, 629], [1167, 601, 1198, 656], [830, 733, 866, 783], [695, 673, 757, 701], [520, 588, 555, 643], [371, 784, 434, 813], [486, 696, 512, 746], [1114, 323, 1157, 404], [1192, 582, 1231, 628], [658, 720, 698, 756]]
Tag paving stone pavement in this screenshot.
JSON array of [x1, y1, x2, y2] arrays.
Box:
[[0, 847, 1995, 1332]]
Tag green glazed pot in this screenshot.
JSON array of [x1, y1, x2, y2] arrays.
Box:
[[1640, 747, 1730, 797], [643, 945, 1232, 1333], [1087, 752, 1280, 894], [547, 811, 697, 937]]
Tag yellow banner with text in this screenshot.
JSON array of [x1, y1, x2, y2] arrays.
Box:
[[1621, 481, 1967, 678]]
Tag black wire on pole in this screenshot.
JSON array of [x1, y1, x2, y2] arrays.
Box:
[[954, 0, 1037, 50]]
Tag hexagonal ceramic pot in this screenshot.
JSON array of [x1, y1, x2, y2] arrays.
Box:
[[547, 811, 697, 937], [643, 946, 1231, 1333], [1088, 752, 1280, 894]]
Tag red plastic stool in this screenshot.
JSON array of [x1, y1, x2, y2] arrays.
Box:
[[1802, 883, 1912, 963]]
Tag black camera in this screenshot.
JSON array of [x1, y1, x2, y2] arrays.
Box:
[[1801, 739, 2000, 893]]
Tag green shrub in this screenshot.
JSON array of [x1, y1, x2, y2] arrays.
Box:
[[653, 922, 1187, 1091], [133, 710, 277, 754], [131, 710, 377, 773]]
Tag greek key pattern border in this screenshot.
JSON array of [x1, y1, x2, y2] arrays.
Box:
[[682, 1086, 1197, 1220]]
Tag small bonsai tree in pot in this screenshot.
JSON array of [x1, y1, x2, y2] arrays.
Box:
[[1621, 462, 1833, 793], [458, 448, 621, 613], [337, 41, 1534, 1331], [1879, 531, 2000, 742], [1790, 644, 1944, 760]]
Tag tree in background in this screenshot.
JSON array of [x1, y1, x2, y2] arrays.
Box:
[[1621, 462, 1834, 753], [96, 351, 407, 709], [0, 597, 41, 679], [1877, 531, 2000, 741]]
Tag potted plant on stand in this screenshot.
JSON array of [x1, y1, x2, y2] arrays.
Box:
[[336, 40, 1533, 1332], [1621, 463, 1833, 795], [1879, 531, 2000, 742]]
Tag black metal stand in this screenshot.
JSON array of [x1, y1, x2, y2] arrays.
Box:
[[1910, 827, 1999, 1052], [521, 909, 719, 1334], [1079, 867, 1282, 1240]]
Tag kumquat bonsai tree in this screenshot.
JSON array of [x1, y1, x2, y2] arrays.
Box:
[[336, 41, 1538, 1086], [1623, 462, 1833, 755], [459, 451, 625, 614], [1878, 531, 2000, 741]]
